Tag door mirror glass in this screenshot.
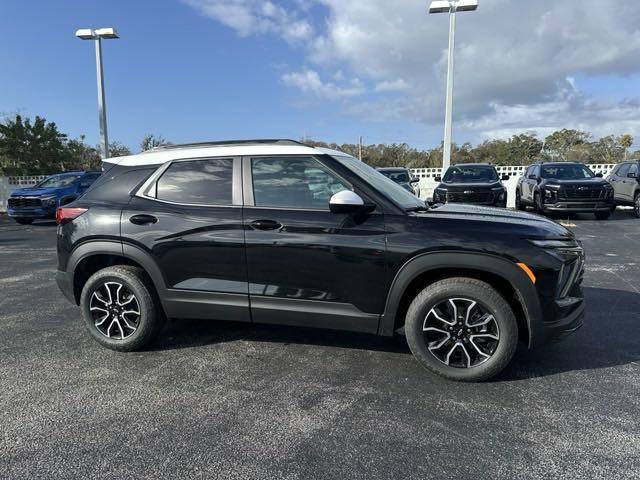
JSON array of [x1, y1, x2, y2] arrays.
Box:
[[329, 190, 373, 214], [501, 174, 510, 181], [434, 175, 442, 182]]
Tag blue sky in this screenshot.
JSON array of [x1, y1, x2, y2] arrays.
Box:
[[1, 0, 639, 153]]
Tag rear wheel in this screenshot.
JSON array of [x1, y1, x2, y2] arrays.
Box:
[[15, 218, 33, 225], [404, 278, 518, 382], [80, 265, 164, 351], [595, 211, 611, 221]]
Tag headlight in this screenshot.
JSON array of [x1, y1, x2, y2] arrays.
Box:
[[530, 239, 584, 298], [40, 195, 57, 207], [433, 189, 447, 202]]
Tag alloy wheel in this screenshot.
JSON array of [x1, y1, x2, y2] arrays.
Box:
[[89, 281, 141, 340], [635, 195, 640, 218], [422, 298, 500, 368]]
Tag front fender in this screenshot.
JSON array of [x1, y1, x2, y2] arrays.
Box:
[[378, 251, 542, 347]]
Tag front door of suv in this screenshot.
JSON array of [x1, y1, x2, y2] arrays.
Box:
[[242, 155, 386, 333], [122, 156, 250, 322], [614, 163, 631, 203]]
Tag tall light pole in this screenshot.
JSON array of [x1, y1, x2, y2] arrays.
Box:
[[429, 0, 478, 170], [75, 27, 119, 159]]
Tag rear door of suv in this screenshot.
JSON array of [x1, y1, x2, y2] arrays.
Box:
[[121, 156, 250, 322], [241, 155, 387, 333]]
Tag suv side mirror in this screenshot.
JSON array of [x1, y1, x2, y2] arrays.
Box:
[[628, 172, 637, 179], [501, 174, 510, 181], [596, 172, 604, 178], [528, 174, 537, 180], [434, 175, 442, 182], [329, 190, 375, 214], [410, 177, 420, 184]]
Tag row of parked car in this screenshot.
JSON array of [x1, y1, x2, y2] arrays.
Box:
[[6, 160, 640, 224], [381, 161, 640, 220]]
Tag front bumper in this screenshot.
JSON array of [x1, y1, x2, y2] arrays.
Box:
[[7, 206, 56, 219], [542, 200, 614, 213], [529, 287, 585, 348]]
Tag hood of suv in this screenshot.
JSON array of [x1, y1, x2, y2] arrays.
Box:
[[541, 177, 609, 188], [10, 186, 66, 197], [423, 202, 573, 238], [437, 181, 504, 191]]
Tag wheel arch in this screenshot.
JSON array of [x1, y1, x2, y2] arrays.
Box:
[[68, 241, 168, 306], [378, 252, 542, 347]]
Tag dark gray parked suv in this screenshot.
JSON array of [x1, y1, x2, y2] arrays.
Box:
[[607, 161, 640, 217]]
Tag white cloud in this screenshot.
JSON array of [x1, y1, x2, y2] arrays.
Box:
[[375, 79, 409, 92], [282, 69, 364, 99], [183, 0, 640, 141], [182, 0, 313, 43]]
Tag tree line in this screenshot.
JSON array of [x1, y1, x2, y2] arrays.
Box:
[[306, 130, 637, 169], [0, 114, 169, 175], [0, 113, 637, 175]]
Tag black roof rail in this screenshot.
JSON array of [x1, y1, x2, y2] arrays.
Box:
[[149, 139, 307, 151]]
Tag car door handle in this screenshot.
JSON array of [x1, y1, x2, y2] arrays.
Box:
[[129, 214, 158, 225], [250, 219, 282, 231]]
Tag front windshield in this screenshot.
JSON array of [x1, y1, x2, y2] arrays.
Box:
[[36, 174, 81, 188], [443, 166, 498, 183], [541, 164, 595, 180], [332, 155, 424, 210], [380, 170, 410, 183]]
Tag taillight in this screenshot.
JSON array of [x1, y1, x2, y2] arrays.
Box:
[[56, 207, 88, 225]]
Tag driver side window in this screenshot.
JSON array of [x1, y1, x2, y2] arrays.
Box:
[[251, 156, 352, 210]]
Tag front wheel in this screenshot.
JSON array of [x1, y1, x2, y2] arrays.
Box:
[[595, 211, 611, 221], [634, 194, 640, 219], [15, 218, 34, 225], [80, 265, 165, 351], [404, 278, 518, 382], [533, 192, 545, 215], [515, 191, 525, 211]]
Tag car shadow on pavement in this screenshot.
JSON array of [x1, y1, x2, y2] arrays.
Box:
[[152, 286, 640, 381], [500, 286, 640, 380]]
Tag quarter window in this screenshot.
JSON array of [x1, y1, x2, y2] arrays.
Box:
[[251, 156, 351, 209], [156, 158, 234, 205]]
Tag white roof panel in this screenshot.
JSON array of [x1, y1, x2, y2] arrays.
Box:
[[104, 144, 331, 167]]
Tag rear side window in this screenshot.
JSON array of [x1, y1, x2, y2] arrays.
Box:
[[156, 158, 233, 205]]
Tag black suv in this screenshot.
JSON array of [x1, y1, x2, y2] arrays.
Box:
[[607, 161, 640, 217], [432, 163, 509, 207], [516, 162, 614, 219], [377, 167, 421, 197], [56, 140, 585, 382]]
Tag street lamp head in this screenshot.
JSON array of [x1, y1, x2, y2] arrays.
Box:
[[75, 27, 119, 40], [75, 28, 96, 40], [429, 0, 478, 14]]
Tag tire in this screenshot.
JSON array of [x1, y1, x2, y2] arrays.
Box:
[[515, 191, 525, 211], [15, 218, 34, 225], [79, 265, 165, 351], [405, 278, 518, 382], [634, 193, 640, 219], [595, 211, 611, 221], [533, 192, 544, 215]]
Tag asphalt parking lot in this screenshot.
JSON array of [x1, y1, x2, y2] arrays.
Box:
[[1, 212, 639, 480]]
